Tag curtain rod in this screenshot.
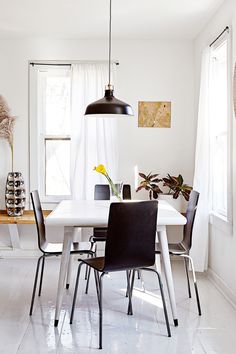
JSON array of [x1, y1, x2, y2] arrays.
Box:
[[30, 61, 119, 67], [210, 26, 229, 47]]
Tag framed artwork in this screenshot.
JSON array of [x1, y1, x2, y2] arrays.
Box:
[[138, 101, 171, 128]]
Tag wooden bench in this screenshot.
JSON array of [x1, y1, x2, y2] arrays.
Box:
[[0, 210, 51, 224], [0, 210, 51, 249]]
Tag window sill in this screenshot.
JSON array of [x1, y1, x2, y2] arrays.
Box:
[[209, 212, 233, 235]]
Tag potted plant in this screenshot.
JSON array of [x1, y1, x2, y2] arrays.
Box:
[[162, 174, 192, 201], [136, 172, 163, 200], [0, 95, 26, 216], [136, 171, 192, 212], [159, 174, 192, 212], [0, 95, 15, 171]]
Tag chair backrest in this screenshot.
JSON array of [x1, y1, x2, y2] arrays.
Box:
[[182, 190, 200, 251], [30, 190, 47, 252], [94, 184, 110, 200], [103, 201, 158, 272], [123, 184, 131, 200], [94, 184, 131, 200]]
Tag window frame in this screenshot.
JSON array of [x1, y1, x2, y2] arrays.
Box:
[[29, 63, 72, 205], [209, 30, 233, 230]]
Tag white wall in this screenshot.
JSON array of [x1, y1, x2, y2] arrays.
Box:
[[0, 38, 195, 252], [194, 0, 236, 303]]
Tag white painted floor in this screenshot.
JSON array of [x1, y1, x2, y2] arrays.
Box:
[[0, 258, 235, 354]]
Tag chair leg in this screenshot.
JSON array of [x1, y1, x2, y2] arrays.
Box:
[[140, 267, 171, 337], [98, 273, 105, 350], [183, 257, 192, 298], [85, 266, 91, 294], [125, 270, 131, 298], [126, 268, 145, 298], [126, 270, 133, 315], [85, 249, 96, 293], [85, 238, 95, 280], [182, 255, 202, 316], [38, 256, 45, 296], [85, 251, 96, 294], [127, 270, 136, 315], [70, 262, 84, 324], [131, 269, 136, 294], [94, 270, 101, 306], [29, 255, 44, 315], [84, 265, 89, 280]]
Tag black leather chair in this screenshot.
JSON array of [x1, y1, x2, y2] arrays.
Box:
[[84, 184, 131, 292], [155, 190, 201, 315], [70, 201, 171, 349], [29, 190, 96, 315]]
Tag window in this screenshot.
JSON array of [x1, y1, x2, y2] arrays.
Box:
[[30, 65, 72, 202], [209, 36, 231, 220]]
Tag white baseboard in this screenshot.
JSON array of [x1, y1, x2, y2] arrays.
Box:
[[207, 268, 236, 309]]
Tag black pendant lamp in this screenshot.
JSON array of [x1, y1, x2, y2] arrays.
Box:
[[85, 0, 133, 116]]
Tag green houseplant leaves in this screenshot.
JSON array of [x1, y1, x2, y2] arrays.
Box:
[[136, 172, 192, 201], [136, 172, 163, 200], [162, 174, 192, 201]]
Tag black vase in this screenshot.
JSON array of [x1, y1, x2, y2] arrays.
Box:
[[5, 172, 26, 216]]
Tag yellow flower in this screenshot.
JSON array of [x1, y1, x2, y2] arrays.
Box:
[[94, 164, 107, 175], [93, 164, 122, 201]]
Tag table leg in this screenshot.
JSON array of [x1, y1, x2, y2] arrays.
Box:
[[155, 232, 162, 273], [157, 226, 178, 326], [155, 254, 162, 273], [8, 225, 21, 249], [66, 256, 72, 289], [54, 226, 73, 327]]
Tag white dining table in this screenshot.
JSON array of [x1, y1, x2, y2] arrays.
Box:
[[45, 199, 186, 327]]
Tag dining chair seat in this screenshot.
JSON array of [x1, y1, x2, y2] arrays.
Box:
[[84, 256, 105, 271], [155, 242, 187, 255]]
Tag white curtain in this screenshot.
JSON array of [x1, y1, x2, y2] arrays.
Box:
[[191, 47, 211, 272], [70, 63, 118, 200]]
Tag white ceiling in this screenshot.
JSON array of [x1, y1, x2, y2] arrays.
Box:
[[0, 0, 224, 40]]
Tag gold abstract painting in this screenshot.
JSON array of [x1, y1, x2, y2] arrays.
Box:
[[138, 101, 171, 128]]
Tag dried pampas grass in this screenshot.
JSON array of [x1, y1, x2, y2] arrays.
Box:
[[0, 95, 16, 171]]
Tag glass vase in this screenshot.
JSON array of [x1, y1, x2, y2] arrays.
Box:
[[109, 182, 123, 202], [5, 172, 26, 216]]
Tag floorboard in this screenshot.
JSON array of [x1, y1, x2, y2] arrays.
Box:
[[0, 258, 235, 353]]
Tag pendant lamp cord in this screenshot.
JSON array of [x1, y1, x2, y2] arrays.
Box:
[[108, 0, 112, 87]]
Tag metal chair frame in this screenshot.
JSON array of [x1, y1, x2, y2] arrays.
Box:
[[156, 190, 201, 316], [29, 190, 95, 316], [70, 201, 171, 349]]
